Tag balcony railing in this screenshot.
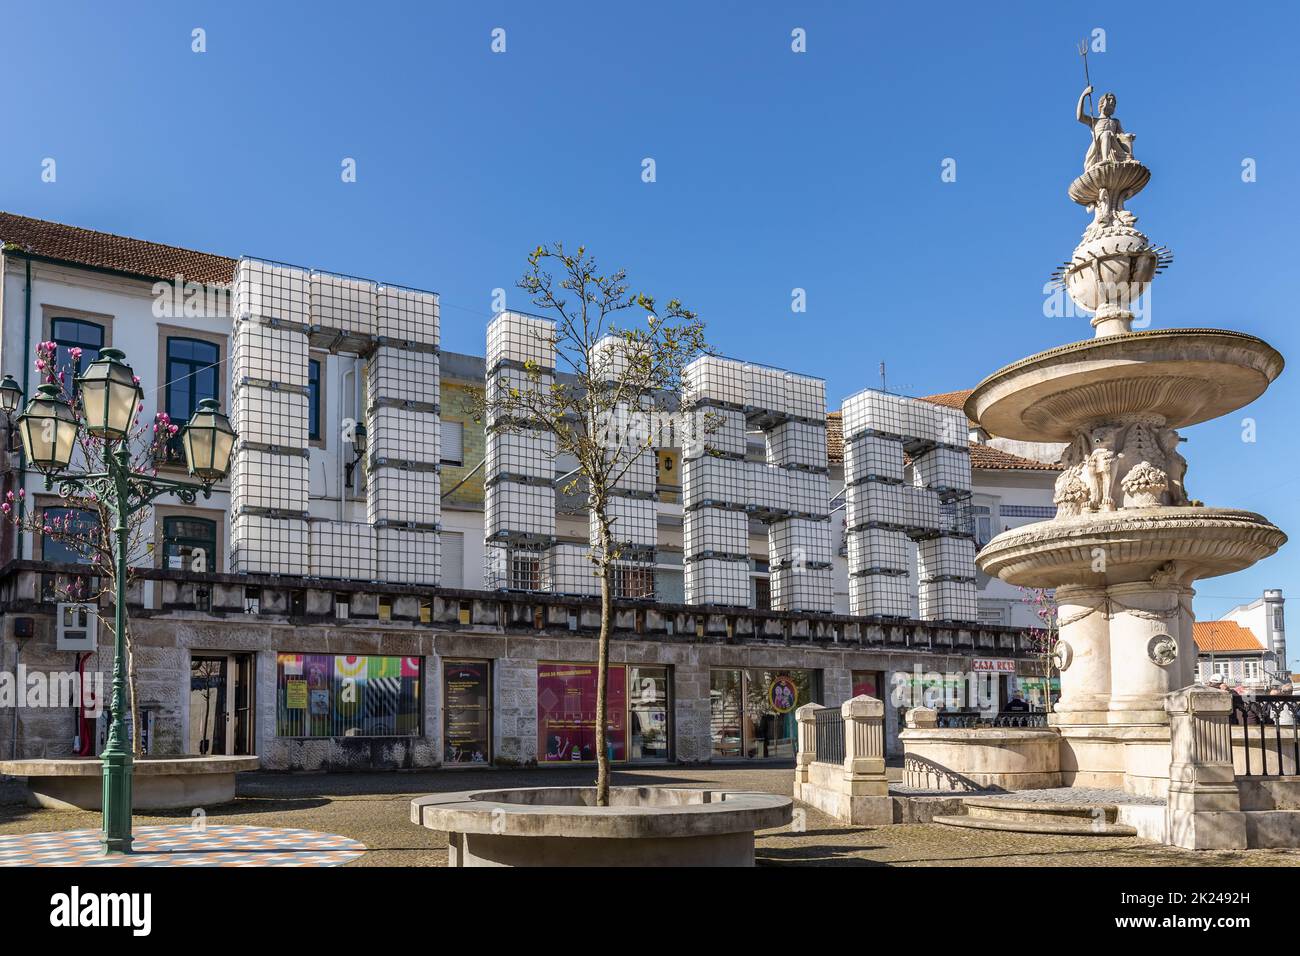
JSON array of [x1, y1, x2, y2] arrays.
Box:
[[1231, 695, 1300, 776], [935, 710, 1048, 729]]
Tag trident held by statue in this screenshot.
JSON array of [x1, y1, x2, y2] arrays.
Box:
[[1077, 39, 1094, 116]]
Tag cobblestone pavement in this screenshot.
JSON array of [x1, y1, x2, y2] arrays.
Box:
[[3, 766, 1299, 867]]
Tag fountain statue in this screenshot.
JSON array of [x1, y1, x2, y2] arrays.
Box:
[[963, 79, 1287, 796]]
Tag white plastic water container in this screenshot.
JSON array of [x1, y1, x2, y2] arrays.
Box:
[[367, 347, 440, 407], [377, 526, 440, 585], [232, 321, 309, 388], [765, 421, 827, 469], [308, 520, 377, 580], [683, 505, 750, 558], [377, 284, 440, 347], [768, 517, 833, 567], [311, 270, 377, 336], [233, 258, 311, 325]]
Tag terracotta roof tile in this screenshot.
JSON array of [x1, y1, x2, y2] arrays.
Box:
[[826, 411, 843, 464], [919, 389, 973, 411], [1193, 621, 1264, 653], [826, 409, 1058, 471], [0, 211, 236, 285]]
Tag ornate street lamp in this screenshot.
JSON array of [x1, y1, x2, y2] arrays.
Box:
[[0, 374, 23, 416], [181, 399, 236, 482], [77, 348, 143, 440], [13, 350, 236, 855], [17, 383, 79, 473]]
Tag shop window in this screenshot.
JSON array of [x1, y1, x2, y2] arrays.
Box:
[[710, 667, 816, 758], [536, 663, 670, 764], [628, 666, 670, 760], [162, 515, 217, 573], [276, 653, 422, 738], [443, 660, 491, 764]]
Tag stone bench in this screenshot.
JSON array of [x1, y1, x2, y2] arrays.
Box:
[[0, 756, 260, 810]]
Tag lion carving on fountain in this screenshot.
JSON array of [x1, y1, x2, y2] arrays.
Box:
[[1053, 421, 1193, 517]]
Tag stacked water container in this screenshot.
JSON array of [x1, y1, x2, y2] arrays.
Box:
[[365, 282, 442, 586], [230, 258, 314, 576], [484, 312, 557, 590], [764, 372, 833, 612], [575, 336, 659, 597], [911, 402, 978, 622], [840, 389, 917, 617], [680, 357, 752, 607]]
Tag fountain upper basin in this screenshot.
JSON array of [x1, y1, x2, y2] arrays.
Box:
[[965, 329, 1283, 443]]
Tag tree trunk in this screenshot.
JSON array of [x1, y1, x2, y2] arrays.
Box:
[[595, 542, 612, 807], [124, 616, 143, 758]]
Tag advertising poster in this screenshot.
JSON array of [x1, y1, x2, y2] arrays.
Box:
[[852, 671, 880, 700], [285, 680, 307, 710], [537, 663, 626, 763], [444, 661, 490, 764]]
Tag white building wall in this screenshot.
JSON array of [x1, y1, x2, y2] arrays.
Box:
[[0, 256, 362, 574]]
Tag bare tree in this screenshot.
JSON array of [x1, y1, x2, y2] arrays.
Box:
[[483, 244, 708, 805], [4, 339, 180, 756]]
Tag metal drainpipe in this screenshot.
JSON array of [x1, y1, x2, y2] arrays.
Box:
[[339, 360, 355, 520], [16, 255, 31, 558]]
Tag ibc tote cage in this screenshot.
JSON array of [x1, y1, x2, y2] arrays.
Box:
[[230, 256, 442, 583]]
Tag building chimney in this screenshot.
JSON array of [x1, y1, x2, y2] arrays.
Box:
[[1265, 589, 1286, 680]]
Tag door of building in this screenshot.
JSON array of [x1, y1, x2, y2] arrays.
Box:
[[189, 653, 255, 755]]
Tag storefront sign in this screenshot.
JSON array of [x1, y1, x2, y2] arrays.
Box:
[[444, 661, 490, 764], [971, 659, 1017, 675]]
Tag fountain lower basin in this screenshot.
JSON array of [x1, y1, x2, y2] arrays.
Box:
[[977, 507, 1287, 587]]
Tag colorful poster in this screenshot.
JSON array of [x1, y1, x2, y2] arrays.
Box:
[[851, 671, 880, 700], [768, 675, 798, 714], [537, 663, 626, 763], [309, 689, 330, 717]]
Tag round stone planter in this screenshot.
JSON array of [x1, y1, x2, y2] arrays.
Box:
[[0, 756, 260, 810], [410, 786, 792, 867]]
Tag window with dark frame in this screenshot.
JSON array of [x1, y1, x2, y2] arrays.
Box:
[[50, 317, 105, 390], [164, 336, 221, 465], [162, 516, 217, 574]]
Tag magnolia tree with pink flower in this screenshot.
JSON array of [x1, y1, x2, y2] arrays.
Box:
[[3, 341, 181, 755], [1019, 586, 1060, 713]]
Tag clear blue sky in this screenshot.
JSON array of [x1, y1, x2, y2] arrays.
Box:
[[2, 1, 1297, 642]]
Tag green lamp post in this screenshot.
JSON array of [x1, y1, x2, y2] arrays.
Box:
[[15, 347, 236, 854]]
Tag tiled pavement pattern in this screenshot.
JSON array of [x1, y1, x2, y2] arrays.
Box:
[[4, 766, 1300, 867], [0, 825, 365, 867]]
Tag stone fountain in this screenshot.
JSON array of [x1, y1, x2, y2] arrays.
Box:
[[965, 85, 1287, 797]]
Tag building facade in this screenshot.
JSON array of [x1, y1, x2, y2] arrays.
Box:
[[1193, 590, 1289, 692], [0, 212, 1052, 769]]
